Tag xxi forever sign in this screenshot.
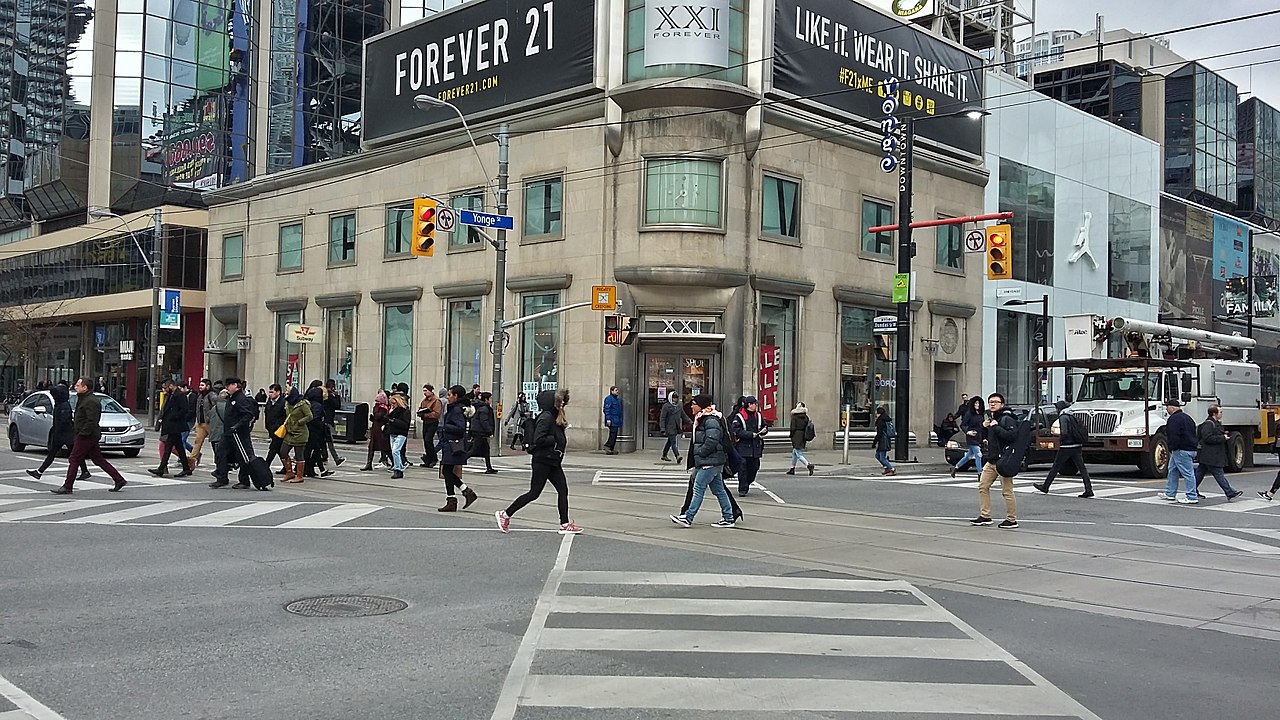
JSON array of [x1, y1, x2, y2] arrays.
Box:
[[362, 0, 597, 145]]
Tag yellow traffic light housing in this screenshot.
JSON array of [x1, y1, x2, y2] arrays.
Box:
[[411, 198, 437, 257], [986, 223, 1012, 280]]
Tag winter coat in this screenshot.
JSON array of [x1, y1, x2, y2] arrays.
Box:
[[1166, 410, 1198, 452], [730, 410, 765, 458], [264, 395, 286, 433], [1057, 412, 1084, 449], [323, 390, 341, 426], [305, 386, 327, 433], [370, 404, 389, 449], [873, 413, 892, 452], [1196, 418, 1229, 467], [49, 384, 74, 447], [158, 389, 189, 435], [439, 400, 473, 465], [72, 390, 102, 440], [195, 389, 216, 425], [691, 413, 728, 468], [603, 393, 623, 427], [529, 390, 567, 464], [283, 389, 312, 447], [986, 407, 1019, 459], [223, 389, 257, 437], [182, 390, 197, 425], [659, 399, 686, 436], [789, 408, 812, 450], [385, 405, 411, 436], [960, 408, 984, 446], [418, 391, 443, 423], [471, 404, 496, 438], [208, 395, 227, 440]]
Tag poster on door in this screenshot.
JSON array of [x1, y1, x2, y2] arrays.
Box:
[[758, 345, 780, 423]]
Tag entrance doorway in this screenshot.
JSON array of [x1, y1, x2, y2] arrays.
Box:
[[644, 354, 714, 440]]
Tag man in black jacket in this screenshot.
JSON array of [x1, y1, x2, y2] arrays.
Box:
[[211, 377, 260, 489], [1193, 405, 1244, 500], [1158, 399, 1201, 504], [150, 379, 193, 477], [53, 377, 127, 494], [263, 384, 287, 473], [973, 393, 1019, 528], [1033, 400, 1094, 498]]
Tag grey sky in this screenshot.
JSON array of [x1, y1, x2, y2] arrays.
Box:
[[1026, 0, 1280, 107]]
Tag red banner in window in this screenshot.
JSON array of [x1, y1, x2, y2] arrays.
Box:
[[759, 345, 781, 423]]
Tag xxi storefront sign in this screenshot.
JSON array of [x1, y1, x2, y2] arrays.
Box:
[[771, 0, 984, 156], [362, 0, 597, 145], [644, 0, 730, 68]]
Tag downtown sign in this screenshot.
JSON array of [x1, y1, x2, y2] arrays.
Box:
[[362, 0, 598, 146], [771, 0, 984, 156]]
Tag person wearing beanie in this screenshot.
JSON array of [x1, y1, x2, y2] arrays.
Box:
[[670, 394, 737, 528], [787, 402, 816, 476], [1033, 400, 1094, 498]]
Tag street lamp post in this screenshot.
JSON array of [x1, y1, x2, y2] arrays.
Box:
[[413, 96, 509, 456], [89, 208, 162, 425], [892, 107, 988, 462], [1003, 295, 1050, 403]]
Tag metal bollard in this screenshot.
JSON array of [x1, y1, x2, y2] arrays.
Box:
[[842, 404, 851, 465]]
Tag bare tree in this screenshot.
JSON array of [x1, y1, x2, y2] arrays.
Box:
[[0, 299, 75, 390]]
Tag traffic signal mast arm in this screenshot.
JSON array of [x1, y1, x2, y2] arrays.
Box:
[[865, 211, 1014, 234]]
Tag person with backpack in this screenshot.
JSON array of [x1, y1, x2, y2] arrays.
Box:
[[495, 389, 581, 534], [1033, 400, 1094, 498], [659, 391, 687, 463], [384, 393, 412, 479], [472, 392, 498, 474], [873, 405, 895, 476], [729, 396, 767, 496], [669, 394, 737, 528], [1193, 405, 1244, 501], [973, 393, 1019, 528], [787, 401, 816, 475]]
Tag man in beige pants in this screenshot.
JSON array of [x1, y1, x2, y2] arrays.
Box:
[[971, 393, 1019, 529], [187, 378, 214, 469]]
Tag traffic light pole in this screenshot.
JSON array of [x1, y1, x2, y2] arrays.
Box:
[[491, 124, 510, 456]]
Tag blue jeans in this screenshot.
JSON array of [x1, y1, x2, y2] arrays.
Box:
[[955, 444, 983, 472], [875, 449, 893, 470], [1165, 449, 1199, 498], [791, 448, 810, 467], [662, 434, 682, 458], [390, 435, 406, 472], [684, 465, 733, 523]]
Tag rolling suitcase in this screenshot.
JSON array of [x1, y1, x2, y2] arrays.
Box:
[[247, 456, 274, 490]]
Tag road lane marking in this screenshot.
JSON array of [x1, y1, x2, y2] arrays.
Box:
[[276, 503, 382, 528], [0, 672, 68, 720], [1146, 525, 1280, 554]]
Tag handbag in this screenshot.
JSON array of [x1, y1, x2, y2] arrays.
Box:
[[447, 419, 473, 458], [273, 424, 287, 439]]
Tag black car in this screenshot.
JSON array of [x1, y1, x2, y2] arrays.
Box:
[[942, 404, 1060, 470]]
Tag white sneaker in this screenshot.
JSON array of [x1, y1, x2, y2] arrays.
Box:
[[1177, 497, 1200, 505], [1157, 493, 1177, 501]]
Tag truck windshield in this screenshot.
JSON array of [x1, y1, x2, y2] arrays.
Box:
[[1075, 373, 1159, 402]]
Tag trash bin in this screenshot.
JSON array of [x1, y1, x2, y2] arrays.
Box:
[[334, 403, 369, 443]]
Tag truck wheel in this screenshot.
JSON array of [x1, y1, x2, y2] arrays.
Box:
[[1225, 431, 1246, 473], [1138, 432, 1168, 478]]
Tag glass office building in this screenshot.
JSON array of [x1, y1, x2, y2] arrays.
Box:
[[1164, 62, 1238, 213]]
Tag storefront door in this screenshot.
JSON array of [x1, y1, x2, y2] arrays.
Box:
[[644, 354, 714, 440]]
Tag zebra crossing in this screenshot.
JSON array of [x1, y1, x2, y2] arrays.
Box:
[[0, 497, 384, 528], [0, 466, 189, 494], [853, 470, 1280, 513], [1139, 524, 1280, 555], [494, 568, 1102, 718], [591, 468, 787, 503]]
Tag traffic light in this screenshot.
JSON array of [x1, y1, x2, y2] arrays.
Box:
[[986, 223, 1012, 280], [604, 314, 622, 346], [411, 198, 437, 257]]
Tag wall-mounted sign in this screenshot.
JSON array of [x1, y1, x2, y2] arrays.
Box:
[[362, 0, 598, 145], [771, 0, 984, 156], [160, 289, 182, 330], [285, 323, 321, 344], [644, 0, 729, 68], [236, 335, 252, 351], [863, 0, 936, 21]]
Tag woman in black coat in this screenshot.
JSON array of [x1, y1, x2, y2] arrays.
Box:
[[27, 384, 89, 481], [437, 385, 478, 512], [471, 392, 497, 474]]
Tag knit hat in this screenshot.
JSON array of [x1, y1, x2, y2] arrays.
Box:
[[375, 391, 388, 407], [692, 394, 715, 409], [1054, 400, 1070, 411]]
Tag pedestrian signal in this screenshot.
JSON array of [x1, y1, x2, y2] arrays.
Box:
[[411, 198, 437, 257], [986, 224, 1012, 280], [604, 314, 622, 346]]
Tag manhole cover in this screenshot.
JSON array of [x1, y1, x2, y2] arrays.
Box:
[[284, 595, 408, 618]]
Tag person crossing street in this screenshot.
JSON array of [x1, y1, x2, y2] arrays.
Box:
[[51, 377, 127, 494], [1033, 400, 1093, 498], [150, 379, 192, 478]]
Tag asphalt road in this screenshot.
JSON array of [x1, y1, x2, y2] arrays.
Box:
[[1, 443, 1277, 719]]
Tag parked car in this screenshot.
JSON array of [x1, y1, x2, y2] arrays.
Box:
[[7, 390, 145, 457], [943, 404, 1059, 470]]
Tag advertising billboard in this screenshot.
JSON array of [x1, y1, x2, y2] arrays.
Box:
[[771, 0, 983, 156], [162, 95, 224, 190], [362, 0, 598, 145]]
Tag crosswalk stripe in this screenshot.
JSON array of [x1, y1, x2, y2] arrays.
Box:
[[1204, 498, 1274, 513], [1147, 525, 1280, 554], [61, 501, 209, 525], [276, 503, 381, 528], [519, 676, 1084, 715], [0, 498, 31, 507], [0, 500, 122, 522], [170, 501, 304, 527], [560, 571, 912, 593], [0, 483, 43, 494], [538, 628, 993, 660], [1237, 528, 1280, 541], [550, 596, 944, 621]]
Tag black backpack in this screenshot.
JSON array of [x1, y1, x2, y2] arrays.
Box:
[[1064, 412, 1090, 446], [804, 419, 816, 442], [520, 413, 542, 454], [995, 419, 1034, 477]]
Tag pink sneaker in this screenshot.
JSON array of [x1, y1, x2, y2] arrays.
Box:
[[558, 522, 583, 534], [495, 510, 510, 534]]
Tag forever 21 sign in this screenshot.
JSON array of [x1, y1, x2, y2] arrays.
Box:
[[362, 0, 597, 146]]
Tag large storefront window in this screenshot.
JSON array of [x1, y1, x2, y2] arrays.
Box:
[[520, 294, 559, 396], [999, 159, 1055, 285], [644, 158, 723, 228], [276, 311, 302, 388], [995, 310, 1036, 405], [758, 296, 796, 424], [382, 304, 413, 392], [447, 299, 483, 388], [839, 307, 893, 428], [1109, 194, 1153, 302], [326, 308, 355, 400]]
